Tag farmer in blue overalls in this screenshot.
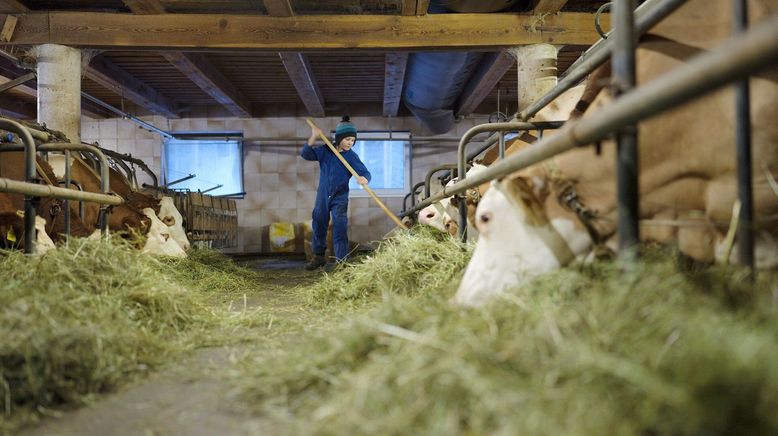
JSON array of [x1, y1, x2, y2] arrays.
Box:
[[301, 116, 371, 270]]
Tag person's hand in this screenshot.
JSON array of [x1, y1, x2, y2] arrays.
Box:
[[308, 126, 324, 145], [356, 176, 369, 186]]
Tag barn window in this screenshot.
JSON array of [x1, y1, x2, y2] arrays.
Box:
[[163, 134, 244, 197], [347, 131, 410, 197]]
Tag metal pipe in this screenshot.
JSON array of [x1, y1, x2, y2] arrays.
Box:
[[0, 178, 122, 205], [57, 179, 87, 222], [498, 131, 505, 160], [400, 17, 778, 218], [99, 148, 159, 188], [2, 143, 115, 235], [0, 118, 37, 253], [200, 184, 223, 194], [457, 121, 550, 240], [165, 174, 195, 188], [519, 0, 689, 121], [614, 0, 640, 260], [424, 164, 463, 198], [734, 0, 754, 271], [64, 150, 71, 242], [402, 192, 413, 212], [81, 92, 174, 139], [409, 181, 426, 208]]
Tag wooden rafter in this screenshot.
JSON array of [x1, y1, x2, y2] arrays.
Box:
[[531, 0, 569, 14], [85, 55, 179, 118], [383, 52, 408, 117], [456, 52, 515, 117], [0, 0, 26, 13], [0, 12, 609, 49], [162, 52, 251, 118], [124, 0, 252, 117], [121, 0, 165, 14], [0, 93, 33, 118], [279, 52, 325, 117]]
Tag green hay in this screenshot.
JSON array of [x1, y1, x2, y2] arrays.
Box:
[[303, 226, 472, 307], [241, 258, 778, 435], [0, 240, 260, 432]]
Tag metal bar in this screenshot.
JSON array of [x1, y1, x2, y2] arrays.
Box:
[[81, 91, 174, 139], [614, 0, 640, 260], [498, 131, 505, 160], [519, 0, 689, 121], [0, 72, 36, 93], [734, 0, 754, 270], [2, 143, 116, 235], [424, 164, 462, 198], [0, 118, 37, 254], [400, 17, 778, 219], [402, 192, 413, 212], [64, 150, 70, 242], [0, 178, 122, 205], [200, 184, 223, 194], [164, 174, 195, 187], [57, 179, 87, 222], [99, 148, 159, 188], [457, 121, 551, 240], [410, 181, 426, 207]]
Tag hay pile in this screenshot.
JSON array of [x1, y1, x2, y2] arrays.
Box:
[[0, 240, 255, 430], [242, 257, 778, 435], [304, 226, 472, 306]]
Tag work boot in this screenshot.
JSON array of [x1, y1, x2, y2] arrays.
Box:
[[305, 255, 327, 270]]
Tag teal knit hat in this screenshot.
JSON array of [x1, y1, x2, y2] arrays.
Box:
[[334, 115, 357, 146]]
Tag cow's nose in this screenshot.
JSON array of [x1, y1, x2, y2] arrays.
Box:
[[162, 233, 170, 242]]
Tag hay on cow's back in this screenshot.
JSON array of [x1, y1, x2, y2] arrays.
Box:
[[240, 256, 778, 435]]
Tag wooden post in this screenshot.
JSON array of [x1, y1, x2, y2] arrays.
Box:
[[306, 118, 408, 230]]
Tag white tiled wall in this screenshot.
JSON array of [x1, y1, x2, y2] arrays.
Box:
[[81, 114, 488, 253]]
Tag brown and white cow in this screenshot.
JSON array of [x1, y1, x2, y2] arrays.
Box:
[[453, 0, 778, 306]]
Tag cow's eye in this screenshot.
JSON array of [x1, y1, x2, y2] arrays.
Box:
[[479, 212, 492, 225], [425, 212, 435, 219]]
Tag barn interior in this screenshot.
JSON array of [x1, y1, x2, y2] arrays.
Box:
[[2, 0, 778, 434]]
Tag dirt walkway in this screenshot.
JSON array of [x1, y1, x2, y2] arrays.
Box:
[[21, 259, 323, 436]]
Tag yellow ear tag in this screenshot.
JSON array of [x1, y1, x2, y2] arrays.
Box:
[[6, 227, 17, 243]]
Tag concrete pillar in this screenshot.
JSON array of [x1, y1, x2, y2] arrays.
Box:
[[36, 44, 81, 143], [514, 44, 559, 116]]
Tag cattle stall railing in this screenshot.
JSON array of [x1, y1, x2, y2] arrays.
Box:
[[518, 0, 689, 121], [164, 190, 238, 249], [99, 148, 159, 189], [454, 121, 567, 240], [1, 142, 117, 238], [399, 13, 778, 251]]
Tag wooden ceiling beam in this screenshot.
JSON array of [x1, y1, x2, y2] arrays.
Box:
[[531, 0, 569, 14], [122, 0, 165, 14], [162, 52, 251, 117], [85, 55, 180, 118], [383, 52, 407, 117], [0, 0, 27, 13], [456, 52, 515, 117], [125, 0, 251, 117], [0, 12, 609, 49], [279, 52, 325, 117], [0, 93, 34, 118]]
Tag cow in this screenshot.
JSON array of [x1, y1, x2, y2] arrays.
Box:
[[0, 193, 55, 252], [418, 163, 489, 240], [452, 0, 778, 306], [48, 153, 191, 251], [141, 208, 186, 257]]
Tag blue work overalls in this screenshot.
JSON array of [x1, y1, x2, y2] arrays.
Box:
[[301, 143, 371, 261]]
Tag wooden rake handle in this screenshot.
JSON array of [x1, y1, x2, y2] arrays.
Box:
[[306, 118, 407, 230]]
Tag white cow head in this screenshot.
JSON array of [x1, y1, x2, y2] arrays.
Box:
[[418, 199, 454, 235], [141, 208, 187, 257], [157, 196, 190, 251], [452, 177, 577, 307]]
